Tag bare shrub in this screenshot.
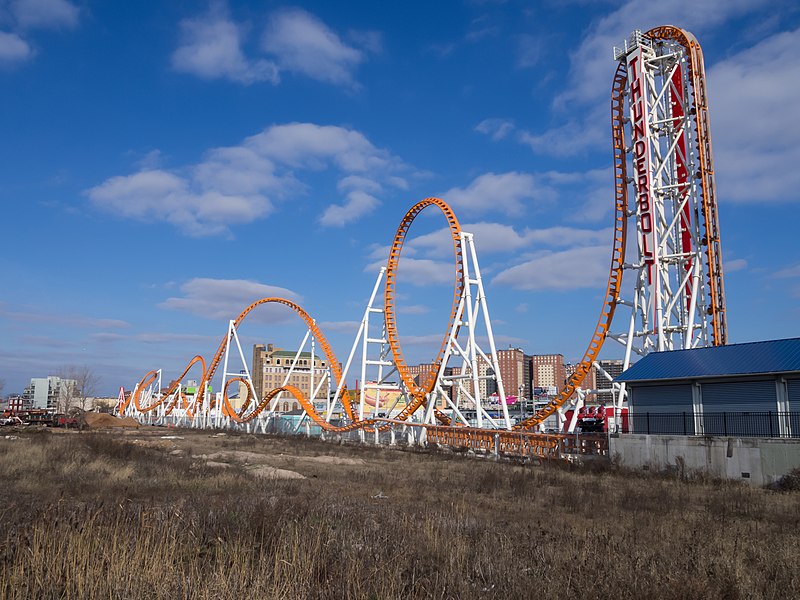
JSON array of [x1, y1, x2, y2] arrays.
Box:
[[772, 467, 800, 492]]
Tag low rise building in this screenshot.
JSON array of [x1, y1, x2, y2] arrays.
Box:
[[616, 337, 800, 436], [21, 376, 78, 410]]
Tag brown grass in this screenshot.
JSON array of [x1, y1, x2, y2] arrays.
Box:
[[0, 429, 798, 599]]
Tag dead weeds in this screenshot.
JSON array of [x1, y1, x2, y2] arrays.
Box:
[[0, 429, 798, 599]]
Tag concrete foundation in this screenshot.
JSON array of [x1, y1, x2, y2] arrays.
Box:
[[609, 434, 800, 486]]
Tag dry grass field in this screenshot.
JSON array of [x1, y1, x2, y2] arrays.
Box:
[[0, 428, 798, 599]]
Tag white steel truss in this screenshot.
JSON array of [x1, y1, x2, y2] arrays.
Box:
[[216, 319, 333, 433], [126, 229, 511, 433], [336, 231, 511, 430], [330, 267, 407, 425], [612, 30, 713, 361], [427, 232, 510, 429], [603, 31, 718, 429]]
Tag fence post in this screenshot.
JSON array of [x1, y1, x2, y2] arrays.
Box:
[[646, 412, 650, 435], [682, 412, 686, 436], [769, 411, 773, 438], [723, 412, 727, 436]]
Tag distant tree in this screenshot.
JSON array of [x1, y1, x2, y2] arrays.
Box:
[[57, 366, 100, 413]]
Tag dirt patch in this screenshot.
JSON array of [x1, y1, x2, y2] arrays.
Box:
[[247, 465, 305, 480], [205, 460, 233, 469], [296, 455, 366, 466], [199, 451, 270, 464], [201, 450, 366, 467], [130, 439, 177, 450], [197, 450, 305, 479], [84, 413, 140, 429]]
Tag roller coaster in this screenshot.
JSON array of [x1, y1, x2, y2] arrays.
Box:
[[121, 26, 727, 458]]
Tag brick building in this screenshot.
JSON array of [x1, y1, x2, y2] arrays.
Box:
[[595, 359, 625, 399], [252, 344, 330, 412], [495, 347, 529, 400], [565, 362, 597, 394], [531, 354, 567, 393]]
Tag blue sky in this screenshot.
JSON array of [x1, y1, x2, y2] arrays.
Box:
[[1, 0, 799, 396]]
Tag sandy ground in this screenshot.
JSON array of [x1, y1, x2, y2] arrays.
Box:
[[118, 430, 368, 480]]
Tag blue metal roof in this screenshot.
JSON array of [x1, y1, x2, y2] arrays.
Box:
[[615, 337, 800, 383]]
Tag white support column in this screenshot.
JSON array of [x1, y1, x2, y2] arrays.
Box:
[[331, 268, 387, 423], [692, 381, 704, 435], [776, 378, 791, 437]]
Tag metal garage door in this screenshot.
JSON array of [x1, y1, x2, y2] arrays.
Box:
[[701, 380, 777, 436], [630, 384, 694, 434], [787, 379, 800, 410]]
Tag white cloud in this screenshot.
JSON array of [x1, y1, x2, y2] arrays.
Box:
[[0, 303, 130, 329], [442, 171, 553, 216], [364, 257, 456, 286], [437, 167, 610, 227], [517, 34, 543, 68], [159, 278, 303, 323], [88, 122, 405, 235], [708, 28, 800, 203], [513, 0, 763, 158], [172, 5, 374, 88], [517, 110, 606, 157], [491, 245, 611, 291], [486, 334, 529, 348], [87, 169, 272, 237], [526, 226, 611, 247], [90, 331, 218, 345], [773, 263, 800, 279], [725, 258, 748, 273], [0, 0, 81, 67], [261, 8, 364, 87], [171, 5, 279, 85], [247, 122, 394, 172], [337, 175, 382, 194], [320, 189, 379, 227], [405, 221, 611, 258], [409, 223, 529, 256], [475, 118, 515, 141], [193, 145, 282, 196], [0, 31, 31, 63], [553, 0, 763, 111], [395, 333, 446, 346], [398, 304, 430, 315], [318, 320, 360, 333], [10, 0, 79, 30], [347, 29, 382, 54]]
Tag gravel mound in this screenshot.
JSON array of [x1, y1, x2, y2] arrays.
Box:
[[84, 413, 141, 428]]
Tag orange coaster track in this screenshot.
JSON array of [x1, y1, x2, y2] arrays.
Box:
[[383, 198, 463, 426], [126, 26, 724, 436], [125, 199, 465, 432], [512, 25, 726, 429]]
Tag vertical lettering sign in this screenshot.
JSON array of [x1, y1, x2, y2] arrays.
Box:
[[671, 63, 695, 310], [627, 49, 655, 283]]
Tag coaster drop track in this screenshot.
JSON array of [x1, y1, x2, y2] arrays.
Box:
[[123, 25, 726, 436]]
